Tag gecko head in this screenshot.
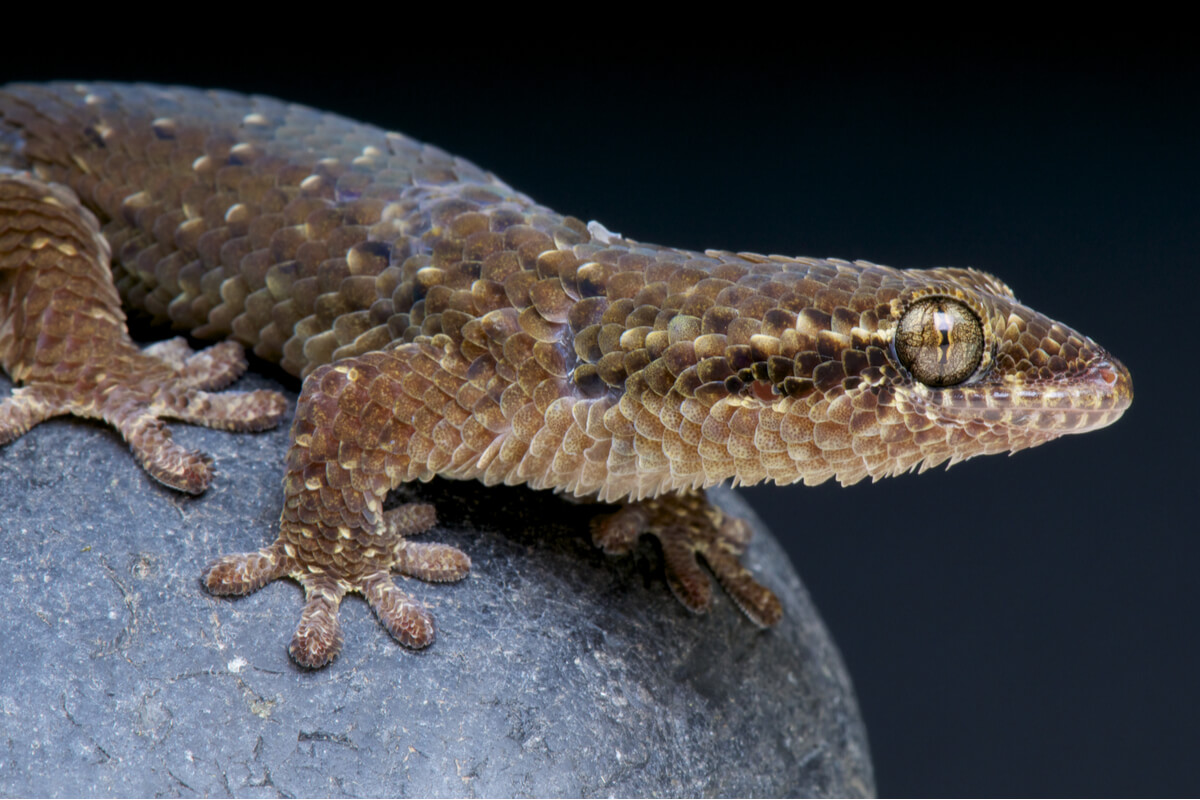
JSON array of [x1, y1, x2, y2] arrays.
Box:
[[860, 267, 1132, 474], [745, 264, 1132, 486]]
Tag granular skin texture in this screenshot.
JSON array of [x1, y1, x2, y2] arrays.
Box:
[[0, 83, 1132, 667]]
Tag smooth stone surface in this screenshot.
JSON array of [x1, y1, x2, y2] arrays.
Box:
[[0, 371, 874, 797]]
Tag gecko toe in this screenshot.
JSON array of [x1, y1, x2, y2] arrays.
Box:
[[290, 576, 347, 668], [382, 502, 438, 537], [701, 544, 783, 627], [202, 542, 291, 596], [363, 572, 436, 649], [168, 388, 288, 432], [384, 502, 470, 582], [594, 490, 781, 626], [121, 413, 214, 494], [177, 340, 250, 390], [140, 337, 194, 370], [591, 505, 647, 555], [393, 541, 471, 582], [0, 385, 65, 447], [659, 529, 714, 613], [204, 504, 464, 662]]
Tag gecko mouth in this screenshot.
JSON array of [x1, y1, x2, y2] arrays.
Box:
[[925, 354, 1132, 436]]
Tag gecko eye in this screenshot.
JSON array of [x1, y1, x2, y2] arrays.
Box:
[[895, 297, 984, 386]]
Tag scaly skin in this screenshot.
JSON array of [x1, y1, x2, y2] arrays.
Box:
[[0, 82, 1132, 667]]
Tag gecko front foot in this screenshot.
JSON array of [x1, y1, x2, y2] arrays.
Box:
[[203, 502, 471, 668], [592, 491, 782, 627]]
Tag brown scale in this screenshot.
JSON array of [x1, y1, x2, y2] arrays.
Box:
[[0, 83, 1133, 667]]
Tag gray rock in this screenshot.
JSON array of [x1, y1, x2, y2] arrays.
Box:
[[0, 371, 874, 797]]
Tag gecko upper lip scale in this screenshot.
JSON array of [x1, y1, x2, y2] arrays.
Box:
[[938, 354, 1131, 431]]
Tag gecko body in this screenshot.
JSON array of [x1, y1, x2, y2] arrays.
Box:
[[0, 83, 1132, 667]]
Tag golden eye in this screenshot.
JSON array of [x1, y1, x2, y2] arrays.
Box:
[[895, 297, 984, 387]]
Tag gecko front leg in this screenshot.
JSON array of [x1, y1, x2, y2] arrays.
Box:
[[205, 330, 780, 665], [203, 344, 471, 667]]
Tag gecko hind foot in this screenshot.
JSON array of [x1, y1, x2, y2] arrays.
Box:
[[0, 338, 288, 493], [0, 173, 287, 493], [203, 502, 471, 668], [591, 491, 782, 627]]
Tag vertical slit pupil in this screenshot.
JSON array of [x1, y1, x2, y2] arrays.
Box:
[[895, 296, 985, 387]]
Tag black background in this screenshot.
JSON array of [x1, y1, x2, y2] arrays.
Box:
[[5, 37, 1196, 797]]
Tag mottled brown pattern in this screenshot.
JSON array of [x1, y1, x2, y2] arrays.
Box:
[[0, 83, 1131, 667]]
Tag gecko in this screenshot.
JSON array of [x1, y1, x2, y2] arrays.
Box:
[[0, 82, 1132, 668]]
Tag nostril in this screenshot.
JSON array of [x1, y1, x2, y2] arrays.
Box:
[[1093, 357, 1133, 410]]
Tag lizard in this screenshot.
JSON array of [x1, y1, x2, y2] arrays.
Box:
[[0, 82, 1133, 668]]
